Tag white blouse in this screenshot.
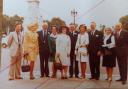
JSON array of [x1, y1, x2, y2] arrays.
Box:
[[103, 34, 115, 48]]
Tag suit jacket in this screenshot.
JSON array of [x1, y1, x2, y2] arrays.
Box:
[[88, 30, 103, 54], [68, 31, 79, 55], [115, 30, 128, 57], [8, 31, 23, 56], [37, 30, 50, 55]]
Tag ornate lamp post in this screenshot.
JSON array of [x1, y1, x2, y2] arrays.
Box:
[[71, 9, 77, 25]]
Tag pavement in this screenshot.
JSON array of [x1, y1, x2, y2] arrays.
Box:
[[0, 48, 128, 89]]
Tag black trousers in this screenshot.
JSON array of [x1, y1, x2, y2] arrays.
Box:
[[69, 54, 79, 77], [117, 55, 128, 81], [39, 52, 49, 76], [89, 53, 100, 79]]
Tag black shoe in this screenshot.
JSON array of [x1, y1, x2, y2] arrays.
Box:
[[116, 79, 122, 82], [95, 78, 99, 80], [105, 78, 108, 81], [9, 78, 14, 81], [122, 81, 127, 85], [46, 75, 50, 77], [75, 76, 80, 78], [40, 75, 44, 78], [89, 77, 95, 80], [69, 76, 73, 78]]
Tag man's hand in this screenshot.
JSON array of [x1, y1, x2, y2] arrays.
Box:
[[67, 54, 70, 57], [97, 51, 101, 56]]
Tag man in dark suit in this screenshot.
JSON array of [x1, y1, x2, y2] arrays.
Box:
[[68, 24, 79, 78], [37, 22, 50, 77], [88, 22, 103, 80], [114, 23, 128, 85]]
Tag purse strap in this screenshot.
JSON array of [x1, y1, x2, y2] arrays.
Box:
[[23, 55, 29, 65], [55, 54, 62, 64]]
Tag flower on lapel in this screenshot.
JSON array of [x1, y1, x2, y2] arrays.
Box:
[[48, 32, 50, 35], [96, 35, 99, 37], [73, 33, 77, 35]]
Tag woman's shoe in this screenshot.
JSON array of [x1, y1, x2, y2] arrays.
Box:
[[61, 76, 65, 79], [64, 76, 68, 79], [79, 75, 85, 79], [108, 78, 112, 82], [105, 78, 108, 80], [51, 75, 56, 78], [15, 77, 23, 80], [30, 76, 35, 80], [9, 78, 14, 81]]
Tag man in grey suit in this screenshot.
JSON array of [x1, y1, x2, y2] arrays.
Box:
[[8, 23, 23, 80]]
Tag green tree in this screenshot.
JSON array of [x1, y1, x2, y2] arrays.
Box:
[[119, 15, 128, 31], [50, 17, 66, 28]]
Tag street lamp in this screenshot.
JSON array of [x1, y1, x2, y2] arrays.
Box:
[[71, 9, 77, 25]]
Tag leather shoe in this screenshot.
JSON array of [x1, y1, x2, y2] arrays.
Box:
[[16, 77, 23, 79], [116, 79, 122, 82], [75, 76, 80, 78], [9, 78, 14, 81], [95, 78, 99, 80], [69, 76, 73, 78], [89, 77, 95, 80], [122, 81, 127, 85], [46, 75, 50, 77]]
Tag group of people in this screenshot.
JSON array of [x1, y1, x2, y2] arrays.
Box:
[[7, 21, 128, 85]]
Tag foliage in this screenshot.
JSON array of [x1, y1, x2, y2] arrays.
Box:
[[119, 15, 128, 31]]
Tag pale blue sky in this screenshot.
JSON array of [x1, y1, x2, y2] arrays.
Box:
[[3, 0, 128, 27]]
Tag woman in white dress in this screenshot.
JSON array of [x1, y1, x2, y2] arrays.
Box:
[[56, 26, 71, 79], [75, 25, 89, 79]]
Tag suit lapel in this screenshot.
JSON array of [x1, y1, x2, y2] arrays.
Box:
[[13, 32, 18, 43]]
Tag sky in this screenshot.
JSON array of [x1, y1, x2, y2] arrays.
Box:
[[3, 0, 128, 27]]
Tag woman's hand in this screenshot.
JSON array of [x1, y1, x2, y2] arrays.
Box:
[[23, 51, 29, 57], [80, 44, 86, 48]]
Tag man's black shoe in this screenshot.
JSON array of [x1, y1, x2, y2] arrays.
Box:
[[116, 79, 122, 82], [122, 81, 127, 85], [69, 76, 73, 78], [89, 77, 95, 80], [46, 75, 50, 77], [95, 78, 99, 80], [75, 76, 80, 78]]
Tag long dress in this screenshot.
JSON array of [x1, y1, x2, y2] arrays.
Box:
[[102, 34, 116, 67], [23, 31, 39, 61], [75, 32, 89, 62], [56, 34, 71, 66]]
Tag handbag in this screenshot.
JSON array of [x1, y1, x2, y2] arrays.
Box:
[[54, 55, 62, 70], [21, 55, 30, 72], [104, 48, 112, 56]]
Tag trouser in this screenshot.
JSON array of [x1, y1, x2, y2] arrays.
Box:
[[69, 55, 79, 76], [9, 56, 22, 78], [117, 55, 128, 81], [40, 53, 49, 76], [89, 53, 100, 79]]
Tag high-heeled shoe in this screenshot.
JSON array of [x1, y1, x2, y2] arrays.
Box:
[[108, 78, 112, 82], [30, 76, 35, 80], [61, 76, 65, 79]]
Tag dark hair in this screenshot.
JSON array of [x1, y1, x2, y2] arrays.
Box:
[[59, 25, 69, 33], [14, 22, 23, 31], [51, 25, 57, 29], [50, 25, 58, 32], [79, 24, 87, 30]]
